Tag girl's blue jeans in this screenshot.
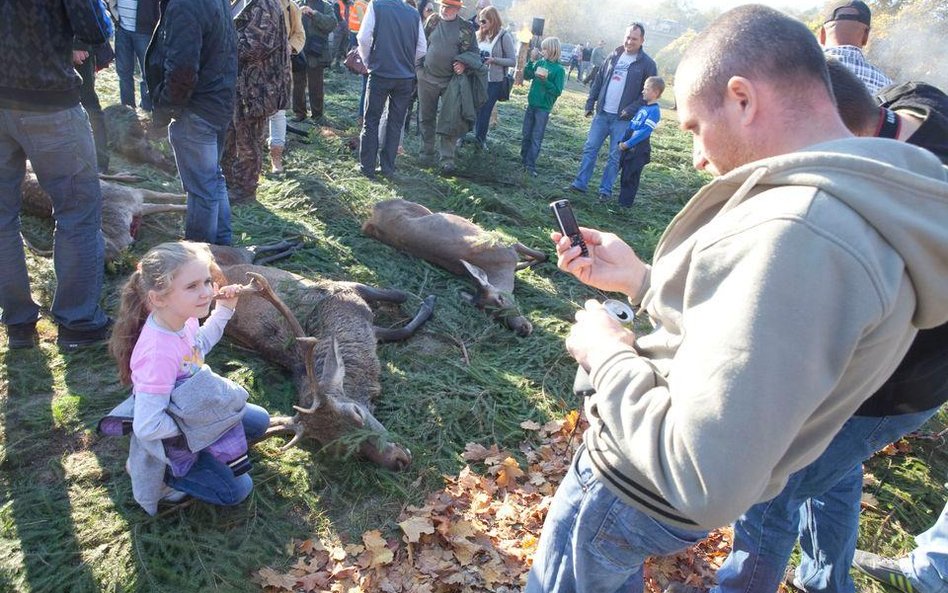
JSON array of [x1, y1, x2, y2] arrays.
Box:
[[165, 403, 270, 506]]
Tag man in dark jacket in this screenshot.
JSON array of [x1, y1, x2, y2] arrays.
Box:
[[145, 0, 237, 245], [0, 0, 113, 351], [111, 0, 159, 111], [568, 23, 657, 202]]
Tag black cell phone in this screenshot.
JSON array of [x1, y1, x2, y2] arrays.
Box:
[[550, 199, 589, 257]]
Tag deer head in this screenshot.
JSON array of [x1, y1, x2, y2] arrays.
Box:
[[459, 260, 532, 337], [240, 272, 412, 471]]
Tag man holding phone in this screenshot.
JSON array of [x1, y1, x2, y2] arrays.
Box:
[[567, 23, 656, 203], [528, 6, 948, 593]]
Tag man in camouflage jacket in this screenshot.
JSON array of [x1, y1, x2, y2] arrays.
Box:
[[222, 0, 289, 203]]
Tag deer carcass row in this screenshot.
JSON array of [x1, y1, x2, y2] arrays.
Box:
[[362, 199, 547, 337], [20, 170, 186, 260], [210, 247, 435, 471]]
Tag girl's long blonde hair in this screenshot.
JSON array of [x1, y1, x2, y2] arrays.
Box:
[[109, 241, 220, 385], [477, 6, 502, 43], [541, 36, 561, 63]]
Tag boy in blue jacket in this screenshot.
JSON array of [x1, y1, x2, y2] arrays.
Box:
[[615, 76, 664, 207]]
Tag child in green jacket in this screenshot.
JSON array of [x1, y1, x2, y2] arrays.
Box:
[[521, 37, 565, 176]]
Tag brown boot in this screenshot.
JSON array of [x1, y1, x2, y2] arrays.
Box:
[[269, 145, 284, 173]]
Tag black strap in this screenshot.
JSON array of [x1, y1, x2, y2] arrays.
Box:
[[875, 107, 901, 139]]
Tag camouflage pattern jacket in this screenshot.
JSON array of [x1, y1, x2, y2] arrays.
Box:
[[235, 0, 289, 119]]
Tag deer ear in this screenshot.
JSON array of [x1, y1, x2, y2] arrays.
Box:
[[460, 259, 491, 290], [320, 338, 346, 393]]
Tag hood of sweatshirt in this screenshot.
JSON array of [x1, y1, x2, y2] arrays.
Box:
[[656, 136, 948, 329]]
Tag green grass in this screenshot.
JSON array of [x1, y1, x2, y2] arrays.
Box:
[[1, 70, 944, 593]]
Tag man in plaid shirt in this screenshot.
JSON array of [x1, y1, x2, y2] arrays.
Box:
[[819, 0, 892, 94]]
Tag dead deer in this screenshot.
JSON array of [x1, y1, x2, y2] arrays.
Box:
[[209, 245, 436, 471], [361, 199, 547, 337], [104, 104, 177, 172], [20, 170, 187, 260]]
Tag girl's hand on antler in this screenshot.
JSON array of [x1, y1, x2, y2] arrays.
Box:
[[214, 283, 243, 310]]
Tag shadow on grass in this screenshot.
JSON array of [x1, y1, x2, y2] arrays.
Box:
[[0, 346, 99, 592]]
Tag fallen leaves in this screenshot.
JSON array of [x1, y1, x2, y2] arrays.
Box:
[[254, 411, 742, 592]]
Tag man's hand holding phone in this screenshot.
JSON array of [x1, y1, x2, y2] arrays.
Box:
[[552, 226, 648, 298]]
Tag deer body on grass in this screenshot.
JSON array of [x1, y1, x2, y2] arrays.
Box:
[[362, 199, 547, 336], [210, 246, 435, 471], [21, 171, 186, 260]]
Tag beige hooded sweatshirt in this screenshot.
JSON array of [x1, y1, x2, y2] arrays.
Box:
[[583, 137, 948, 531]]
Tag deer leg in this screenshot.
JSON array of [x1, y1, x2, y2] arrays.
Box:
[[139, 204, 188, 216], [352, 284, 409, 305], [374, 294, 436, 343], [99, 172, 144, 183], [513, 242, 549, 270], [138, 189, 188, 204], [249, 238, 304, 265]]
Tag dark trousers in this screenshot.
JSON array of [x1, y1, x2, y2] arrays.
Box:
[[76, 56, 109, 172], [360, 75, 414, 175], [292, 62, 326, 120], [618, 145, 650, 207], [474, 80, 503, 144]]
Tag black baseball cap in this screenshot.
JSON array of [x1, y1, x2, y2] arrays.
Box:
[[823, 0, 872, 27]]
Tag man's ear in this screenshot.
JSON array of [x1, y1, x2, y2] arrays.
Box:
[[818, 26, 827, 45], [860, 27, 870, 47], [725, 75, 757, 126]]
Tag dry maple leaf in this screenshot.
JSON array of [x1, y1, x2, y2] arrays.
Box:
[[520, 420, 542, 431], [256, 567, 298, 591], [399, 516, 435, 543], [495, 457, 525, 488], [362, 530, 394, 567]]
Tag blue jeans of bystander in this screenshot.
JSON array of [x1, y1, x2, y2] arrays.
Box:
[[168, 110, 232, 245], [571, 111, 628, 197], [526, 445, 708, 593], [0, 105, 108, 330], [714, 408, 939, 593], [902, 500, 948, 593], [114, 27, 153, 111], [165, 403, 270, 506], [520, 105, 550, 173]]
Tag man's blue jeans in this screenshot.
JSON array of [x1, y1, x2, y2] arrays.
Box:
[[526, 445, 708, 593], [714, 408, 939, 593], [0, 105, 108, 330], [521, 106, 550, 173], [166, 403, 270, 506], [114, 27, 153, 111], [902, 500, 948, 593], [571, 111, 628, 197], [168, 110, 232, 245]]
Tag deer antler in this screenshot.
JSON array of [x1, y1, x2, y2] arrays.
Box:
[[293, 336, 331, 413], [241, 272, 330, 415]]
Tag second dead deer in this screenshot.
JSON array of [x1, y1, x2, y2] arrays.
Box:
[[362, 199, 547, 336]]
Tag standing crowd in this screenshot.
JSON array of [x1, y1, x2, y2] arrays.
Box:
[[2, 1, 948, 592]]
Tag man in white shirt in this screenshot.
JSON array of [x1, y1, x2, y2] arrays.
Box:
[[568, 23, 657, 203]]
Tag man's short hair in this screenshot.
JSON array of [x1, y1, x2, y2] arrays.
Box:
[[629, 22, 645, 37], [645, 76, 666, 97], [823, 0, 871, 27], [826, 58, 878, 134], [679, 5, 832, 110]]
